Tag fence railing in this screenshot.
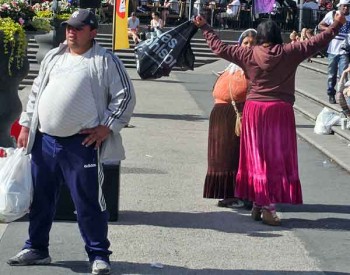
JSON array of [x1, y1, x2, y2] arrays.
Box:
[[119, 2, 332, 32]]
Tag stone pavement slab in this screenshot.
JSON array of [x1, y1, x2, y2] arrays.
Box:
[[0, 221, 89, 275], [0, 223, 6, 239], [104, 65, 323, 274], [0, 60, 342, 275]]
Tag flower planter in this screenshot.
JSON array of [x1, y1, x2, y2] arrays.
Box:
[[0, 33, 29, 147], [34, 31, 54, 64], [52, 18, 66, 47], [34, 17, 68, 64]]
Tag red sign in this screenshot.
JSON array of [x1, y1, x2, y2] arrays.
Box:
[[116, 0, 126, 18]]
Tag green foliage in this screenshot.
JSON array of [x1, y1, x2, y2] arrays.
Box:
[[35, 10, 53, 19], [31, 16, 51, 32], [0, 17, 27, 76], [54, 12, 71, 21], [32, 0, 77, 29]]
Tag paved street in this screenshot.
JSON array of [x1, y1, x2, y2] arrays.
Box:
[[0, 58, 349, 275]]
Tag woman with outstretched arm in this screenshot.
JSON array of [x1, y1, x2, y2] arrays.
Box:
[[193, 12, 346, 226]]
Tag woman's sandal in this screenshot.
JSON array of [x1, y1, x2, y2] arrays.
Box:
[[262, 209, 281, 226]]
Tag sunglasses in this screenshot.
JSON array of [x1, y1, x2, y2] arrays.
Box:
[[67, 25, 83, 31]]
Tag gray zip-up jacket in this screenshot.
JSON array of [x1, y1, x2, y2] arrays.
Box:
[[19, 41, 136, 164]]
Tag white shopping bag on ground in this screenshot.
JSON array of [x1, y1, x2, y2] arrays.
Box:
[[0, 148, 32, 223], [314, 107, 341, 135]]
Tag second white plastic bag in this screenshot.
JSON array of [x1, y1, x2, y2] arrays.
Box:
[[0, 148, 33, 223], [314, 107, 341, 135]]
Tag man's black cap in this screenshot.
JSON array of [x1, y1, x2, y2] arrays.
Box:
[[61, 9, 98, 30]]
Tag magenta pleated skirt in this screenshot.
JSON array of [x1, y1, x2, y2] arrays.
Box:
[[235, 100, 303, 206]]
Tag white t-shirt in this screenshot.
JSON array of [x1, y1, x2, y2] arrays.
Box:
[[38, 48, 99, 137], [322, 10, 350, 55], [227, 0, 240, 16], [150, 18, 163, 29], [128, 17, 140, 30]]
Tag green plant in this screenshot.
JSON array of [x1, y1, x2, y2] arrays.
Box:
[[52, 0, 77, 21], [54, 12, 71, 21], [0, 0, 36, 30], [32, 0, 77, 23], [31, 16, 51, 32], [34, 10, 53, 19], [0, 17, 27, 75]]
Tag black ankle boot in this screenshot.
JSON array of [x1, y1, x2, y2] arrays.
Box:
[[329, 95, 336, 104]]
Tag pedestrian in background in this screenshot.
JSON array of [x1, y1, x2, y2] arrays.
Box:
[[289, 30, 299, 43], [337, 65, 350, 124], [318, 0, 350, 104], [300, 28, 314, 62], [7, 9, 136, 275], [193, 10, 346, 226], [204, 29, 257, 209], [216, 0, 240, 29], [128, 12, 141, 45], [162, 0, 179, 26], [149, 11, 164, 38]]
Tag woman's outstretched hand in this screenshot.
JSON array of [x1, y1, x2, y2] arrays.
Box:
[[193, 15, 207, 28], [334, 11, 346, 25]]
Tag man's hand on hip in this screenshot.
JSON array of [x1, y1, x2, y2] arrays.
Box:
[[80, 125, 111, 149]]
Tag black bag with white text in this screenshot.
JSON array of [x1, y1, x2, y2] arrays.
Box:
[[134, 21, 198, 79]]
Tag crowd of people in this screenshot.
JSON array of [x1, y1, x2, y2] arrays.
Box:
[[102, 0, 345, 33], [319, 0, 350, 104], [127, 11, 165, 45], [289, 27, 316, 62], [286, 0, 350, 107]]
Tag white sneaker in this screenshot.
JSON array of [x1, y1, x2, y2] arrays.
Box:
[[7, 249, 51, 266], [91, 259, 111, 275]]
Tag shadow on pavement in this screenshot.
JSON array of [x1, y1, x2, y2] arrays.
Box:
[[113, 210, 285, 235], [132, 113, 207, 121], [282, 217, 350, 231], [5, 261, 348, 275], [115, 209, 350, 233], [111, 262, 350, 275], [280, 204, 350, 214], [296, 124, 314, 129], [49, 261, 90, 273], [21, 261, 349, 275]]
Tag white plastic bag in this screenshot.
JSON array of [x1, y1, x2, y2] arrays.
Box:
[[0, 148, 33, 223], [314, 107, 341, 135]]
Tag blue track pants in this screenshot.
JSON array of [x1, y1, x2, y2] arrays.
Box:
[[23, 132, 111, 262]]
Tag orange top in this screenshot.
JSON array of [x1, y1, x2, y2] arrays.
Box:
[[212, 69, 249, 104]]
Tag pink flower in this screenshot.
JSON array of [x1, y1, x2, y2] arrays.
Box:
[[18, 17, 25, 25]]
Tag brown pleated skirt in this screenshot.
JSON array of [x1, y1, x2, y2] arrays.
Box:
[[203, 103, 240, 199]]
